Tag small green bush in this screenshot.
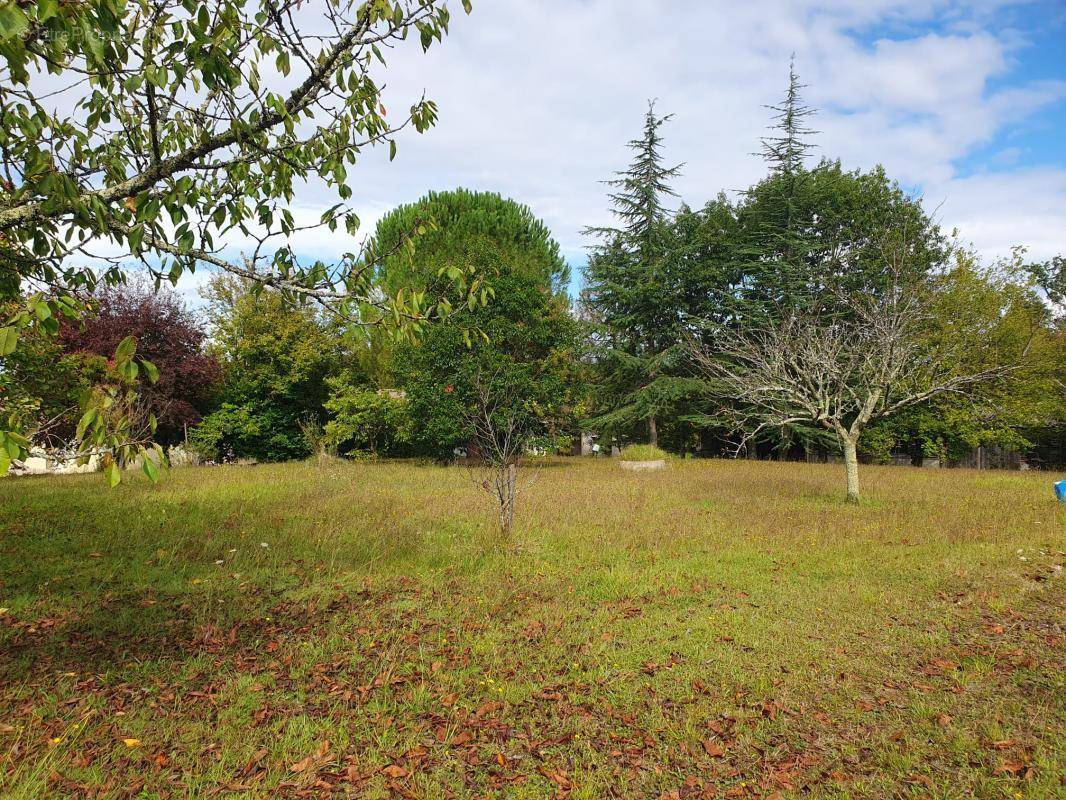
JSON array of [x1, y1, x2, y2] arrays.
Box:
[[620, 444, 670, 462]]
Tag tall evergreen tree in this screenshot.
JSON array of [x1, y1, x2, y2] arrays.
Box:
[[758, 55, 817, 176], [736, 57, 821, 318], [373, 190, 577, 460], [583, 102, 685, 447], [589, 101, 683, 254]]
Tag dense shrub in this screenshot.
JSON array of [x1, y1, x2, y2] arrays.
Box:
[[192, 278, 341, 462], [58, 280, 221, 444], [620, 444, 670, 461], [323, 384, 412, 456]]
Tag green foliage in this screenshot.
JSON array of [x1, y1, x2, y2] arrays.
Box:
[[0, 303, 89, 439], [372, 189, 576, 459], [583, 103, 686, 446], [733, 161, 947, 319], [323, 385, 411, 456], [855, 424, 897, 465], [0, 300, 162, 482], [588, 347, 706, 447], [0, 0, 465, 314], [1024, 254, 1064, 318], [583, 103, 680, 341], [0, 0, 473, 464], [375, 186, 567, 301], [586, 100, 682, 253], [581, 62, 1060, 475], [662, 197, 742, 326], [584, 86, 949, 455], [297, 416, 333, 462], [72, 336, 164, 484], [863, 254, 1063, 462], [397, 282, 574, 459], [619, 444, 669, 461], [759, 56, 818, 176], [193, 278, 342, 462], [190, 403, 308, 463]]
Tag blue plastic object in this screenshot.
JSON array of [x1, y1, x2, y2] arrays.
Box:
[[1056, 480, 1066, 502]]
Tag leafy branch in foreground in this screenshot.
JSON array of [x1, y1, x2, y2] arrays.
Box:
[[1, 0, 472, 319], [0, 0, 475, 473], [1, 334, 162, 484]]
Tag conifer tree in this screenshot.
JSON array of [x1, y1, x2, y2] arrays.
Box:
[[736, 57, 820, 317], [373, 190, 576, 460], [758, 55, 817, 176], [583, 102, 685, 447]]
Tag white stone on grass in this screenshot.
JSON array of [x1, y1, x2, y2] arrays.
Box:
[[620, 459, 666, 472]]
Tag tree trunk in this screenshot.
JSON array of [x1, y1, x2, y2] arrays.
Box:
[[498, 462, 517, 535], [841, 434, 860, 504], [648, 415, 658, 447]]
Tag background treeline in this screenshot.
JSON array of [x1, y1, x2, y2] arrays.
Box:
[[5, 80, 1063, 469], [189, 188, 582, 463], [578, 81, 1064, 468]]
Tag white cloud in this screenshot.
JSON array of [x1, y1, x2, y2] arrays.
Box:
[[927, 168, 1066, 262], [47, 0, 1066, 286], [326, 0, 1065, 268]]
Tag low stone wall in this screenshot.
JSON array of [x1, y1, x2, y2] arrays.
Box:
[[7, 448, 100, 476], [5, 445, 200, 477], [620, 459, 666, 472]]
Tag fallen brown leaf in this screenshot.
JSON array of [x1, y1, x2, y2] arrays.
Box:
[[702, 739, 725, 758], [994, 759, 1027, 776]]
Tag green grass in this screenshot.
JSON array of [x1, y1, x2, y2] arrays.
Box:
[[0, 458, 1063, 798], [619, 444, 670, 461]]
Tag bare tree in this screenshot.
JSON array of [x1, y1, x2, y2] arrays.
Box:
[[689, 277, 1023, 503], [464, 370, 536, 536]]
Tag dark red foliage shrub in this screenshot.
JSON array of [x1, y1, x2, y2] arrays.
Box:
[[59, 279, 222, 444]]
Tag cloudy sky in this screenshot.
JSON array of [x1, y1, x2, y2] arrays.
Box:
[[183, 0, 1066, 299]]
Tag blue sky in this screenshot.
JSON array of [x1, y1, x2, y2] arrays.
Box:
[[857, 0, 1066, 178], [956, 7, 1066, 176], [162, 0, 1066, 304]]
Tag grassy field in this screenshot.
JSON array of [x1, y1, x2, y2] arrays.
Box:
[[0, 458, 1063, 799]]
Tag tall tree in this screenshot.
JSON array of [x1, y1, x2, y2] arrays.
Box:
[[583, 101, 684, 446], [732, 58, 823, 320], [758, 56, 817, 176], [690, 258, 1023, 503], [369, 189, 576, 460]]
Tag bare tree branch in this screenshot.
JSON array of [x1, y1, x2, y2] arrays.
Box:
[[688, 255, 1023, 501]]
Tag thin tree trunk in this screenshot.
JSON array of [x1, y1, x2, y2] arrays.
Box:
[[842, 435, 860, 504], [506, 462, 517, 533], [498, 462, 517, 535], [648, 415, 658, 447]]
